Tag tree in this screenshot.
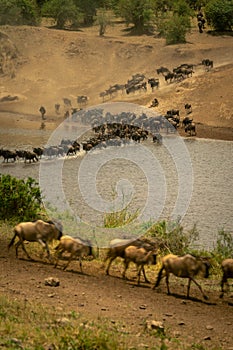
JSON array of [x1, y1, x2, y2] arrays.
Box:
[[159, 13, 191, 44], [205, 0, 233, 31], [0, 0, 39, 26], [95, 8, 113, 35], [41, 0, 80, 29], [117, 0, 156, 32], [75, 0, 98, 25]]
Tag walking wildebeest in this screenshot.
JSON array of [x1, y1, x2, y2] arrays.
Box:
[[8, 219, 63, 260], [153, 254, 210, 299]]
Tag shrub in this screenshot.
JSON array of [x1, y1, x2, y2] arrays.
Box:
[[212, 229, 233, 263], [0, 174, 43, 221], [0, 0, 40, 26], [205, 0, 233, 31], [41, 0, 80, 29], [159, 14, 191, 44], [146, 219, 199, 255]]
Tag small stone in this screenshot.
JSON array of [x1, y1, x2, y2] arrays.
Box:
[[48, 293, 55, 298], [139, 305, 147, 310], [178, 321, 185, 325], [146, 320, 164, 333], [206, 325, 213, 330], [203, 336, 211, 340], [44, 277, 60, 287], [56, 317, 70, 326]]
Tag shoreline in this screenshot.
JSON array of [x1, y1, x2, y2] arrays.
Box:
[[1, 109, 233, 146]]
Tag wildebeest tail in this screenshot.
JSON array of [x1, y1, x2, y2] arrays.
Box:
[[8, 230, 18, 250], [154, 265, 164, 288]]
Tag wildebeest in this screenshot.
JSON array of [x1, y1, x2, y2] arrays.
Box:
[[182, 116, 193, 128], [77, 95, 88, 107], [148, 78, 159, 91], [122, 246, 157, 285], [220, 258, 233, 298], [104, 238, 157, 276], [202, 59, 213, 70], [8, 219, 63, 260], [185, 122, 196, 136], [54, 235, 93, 272], [39, 106, 46, 120], [164, 72, 175, 83], [149, 98, 159, 108], [152, 133, 163, 144], [153, 254, 210, 299], [23, 151, 39, 163], [184, 103, 192, 114], [156, 66, 170, 75], [0, 149, 17, 162]]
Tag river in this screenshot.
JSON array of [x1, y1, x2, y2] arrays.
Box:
[[1, 126, 232, 250]]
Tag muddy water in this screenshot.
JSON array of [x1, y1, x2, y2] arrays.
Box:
[[1, 129, 232, 250]]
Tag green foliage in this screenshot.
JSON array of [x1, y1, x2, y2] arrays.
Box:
[[75, 0, 98, 25], [205, 0, 233, 31], [41, 0, 80, 29], [172, 0, 195, 17], [0, 0, 39, 25], [117, 0, 156, 32], [158, 13, 191, 44], [95, 8, 113, 35], [146, 219, 199, 255], [104, 206, 139, 228], [0, 174, 43, 222], [212, 229, 233, 263]]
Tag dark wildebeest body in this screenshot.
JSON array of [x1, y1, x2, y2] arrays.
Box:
[[39, 106, 46, 120], [185, 122, 196, 136], [0, 149, 17, 163], [220, 258, 233, 298]]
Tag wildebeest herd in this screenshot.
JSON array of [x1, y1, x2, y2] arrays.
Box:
[[7, 219, 233, 300], [0, 103, 197, 163]]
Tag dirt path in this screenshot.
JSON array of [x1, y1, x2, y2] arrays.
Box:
[[1, 237, 233, 350]]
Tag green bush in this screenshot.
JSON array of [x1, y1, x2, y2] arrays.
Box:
[[205, 0, 233, 31], [0, 0, 40, 26], [0, 174, 43, 221], [41, 0, 80, 29], [212, 229, 233, 263], [159, 14, 191, 44], [146, 219, 199, 255]]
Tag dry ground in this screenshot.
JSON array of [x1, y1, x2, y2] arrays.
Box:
[[0, 20, 233, 349], [0, 235, 233, 350]]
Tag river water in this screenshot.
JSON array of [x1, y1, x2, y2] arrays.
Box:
[[1, 124, 232, 250]]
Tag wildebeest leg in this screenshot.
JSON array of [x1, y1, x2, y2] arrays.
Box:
[[78, 256, 83, 273], [141, 266, 150, 283], [165, 273, 171, 295], [105, 257, 115, 275], [152, 266, 164, 289], [187, 277, 208, 300], [122, 260, 130, 280], [220, 274, 228, 298], [37, 239, 51, 260], [15, 239, 32, 260]]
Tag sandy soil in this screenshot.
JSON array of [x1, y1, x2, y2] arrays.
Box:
[[1, 20, 233, 349], [0, 21, 233, 142]]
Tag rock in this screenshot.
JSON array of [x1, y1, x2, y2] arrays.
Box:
[[206, 325, 214, 330], [203, 336, 211, 340], [44, 277, 60, 287], [56, 317, 70, 326], [139, 304, 147, 310], [178, 321, 185, 325], [146, 320, 165, 333]]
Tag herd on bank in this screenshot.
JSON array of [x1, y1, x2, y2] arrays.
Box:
[[7, 219, 233, 301]]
